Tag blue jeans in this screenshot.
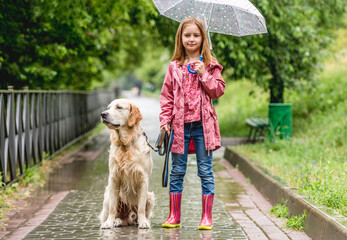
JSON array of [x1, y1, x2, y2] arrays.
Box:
[[169, 120, 215, 195]]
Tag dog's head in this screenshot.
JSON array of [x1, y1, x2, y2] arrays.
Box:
[[101, 99, 143, 130]]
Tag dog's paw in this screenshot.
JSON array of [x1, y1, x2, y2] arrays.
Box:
[[138, 218, 150, 229], [114, 218, 123, 227], [101, 219, 114, 229]]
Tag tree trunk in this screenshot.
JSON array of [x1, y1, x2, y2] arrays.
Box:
[[269, 76, 284, 103], [269, 56, 284, 103], [268, 35, 284, 103]]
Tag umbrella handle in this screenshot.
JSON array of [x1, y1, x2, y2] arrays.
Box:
[[187, 56, 203, 74]]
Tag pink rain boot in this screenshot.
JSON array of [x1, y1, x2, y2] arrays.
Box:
[[162, 193, 182, 228], [198, 194, 214, 230]]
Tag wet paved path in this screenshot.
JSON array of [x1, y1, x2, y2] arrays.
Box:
[[2, 92, 311, 239]]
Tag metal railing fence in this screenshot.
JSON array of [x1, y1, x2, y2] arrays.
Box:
[[0, 88, 116, 184]]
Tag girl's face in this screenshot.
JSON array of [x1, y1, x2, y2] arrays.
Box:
[[182, 23, 202, 54]]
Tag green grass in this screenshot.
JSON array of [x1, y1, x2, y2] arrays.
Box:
[[271, 199, 288, 218], [286, 211, 307, 231], [219, 20, 347, 218], [270, 200, 307, 230]]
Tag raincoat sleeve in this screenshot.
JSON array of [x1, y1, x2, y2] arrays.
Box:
[[199, 61, 225, 100], [159, 63, 174, 127]]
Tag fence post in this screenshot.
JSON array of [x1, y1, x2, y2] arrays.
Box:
[[23, 87, 31, 167], [37, 92, 43, 161], [0, 93, 6, 183], [7, 86, 17, 181], [30, 94, 38, 164], [16, 92, 24, 175]]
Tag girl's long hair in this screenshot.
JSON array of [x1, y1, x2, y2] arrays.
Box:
[[171, 17, 214, 66]]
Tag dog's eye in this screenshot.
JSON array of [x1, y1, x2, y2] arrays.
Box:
[[116, 106, 123, 110]]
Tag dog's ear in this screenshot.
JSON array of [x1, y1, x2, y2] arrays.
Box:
[[128, 104, 142, 127]]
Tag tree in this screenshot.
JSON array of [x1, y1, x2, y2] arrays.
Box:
[[213, 0, 345, 103], [0, 0, 157, 90]]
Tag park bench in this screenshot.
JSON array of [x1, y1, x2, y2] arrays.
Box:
[[246, 117, 269, 143]]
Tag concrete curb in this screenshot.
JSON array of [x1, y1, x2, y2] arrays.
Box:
[[224, 147, 347, 240]]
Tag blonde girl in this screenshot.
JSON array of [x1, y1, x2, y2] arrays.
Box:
[[159, 17, 225, 230]]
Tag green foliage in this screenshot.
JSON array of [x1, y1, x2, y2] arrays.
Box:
[[215, 79, 268, 137], [2, 0, 344, 94], [271, 199, 288, 218], [213, 1, 346, 102], [17, 165, 44, 186], [0, 0, 158, 90], [217, 15, 347, 137], [227, 18, 347, 216], [0, 173, 12, 222], [287, 71, 347, 120], [270, 199, 305, 231], [1, 0, 345, 95], [286, 211, 307, 231], [150, 14, 179, 54], [134, 45, 171, 90]]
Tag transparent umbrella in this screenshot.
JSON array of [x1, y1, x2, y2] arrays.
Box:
[[153, 0, 268, 48]]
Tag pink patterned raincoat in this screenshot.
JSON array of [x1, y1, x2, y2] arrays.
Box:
[[159, 59, 225, 154]]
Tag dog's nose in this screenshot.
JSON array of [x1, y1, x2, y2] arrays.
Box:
[[101, 111, 108, 118]]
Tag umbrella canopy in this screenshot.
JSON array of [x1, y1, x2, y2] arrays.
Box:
[[153, 0, 267, 44]]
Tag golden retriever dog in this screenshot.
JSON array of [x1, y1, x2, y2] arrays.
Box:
[[99, 99, 155, 229]]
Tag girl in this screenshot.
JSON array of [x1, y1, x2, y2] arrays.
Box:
[[159, 17, 225, 230]]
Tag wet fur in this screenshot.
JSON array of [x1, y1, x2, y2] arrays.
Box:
[[99, 99, 154, 229]]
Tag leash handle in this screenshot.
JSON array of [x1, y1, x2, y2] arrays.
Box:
[[144, 128, 169, 157], [154, 129, 167, 156]]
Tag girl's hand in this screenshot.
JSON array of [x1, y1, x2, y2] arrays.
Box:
[[160, 124, 171, 135], [195, 61, 205, 76]]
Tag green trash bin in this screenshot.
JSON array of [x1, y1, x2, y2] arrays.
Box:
[[268, 103, 292, 139]]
